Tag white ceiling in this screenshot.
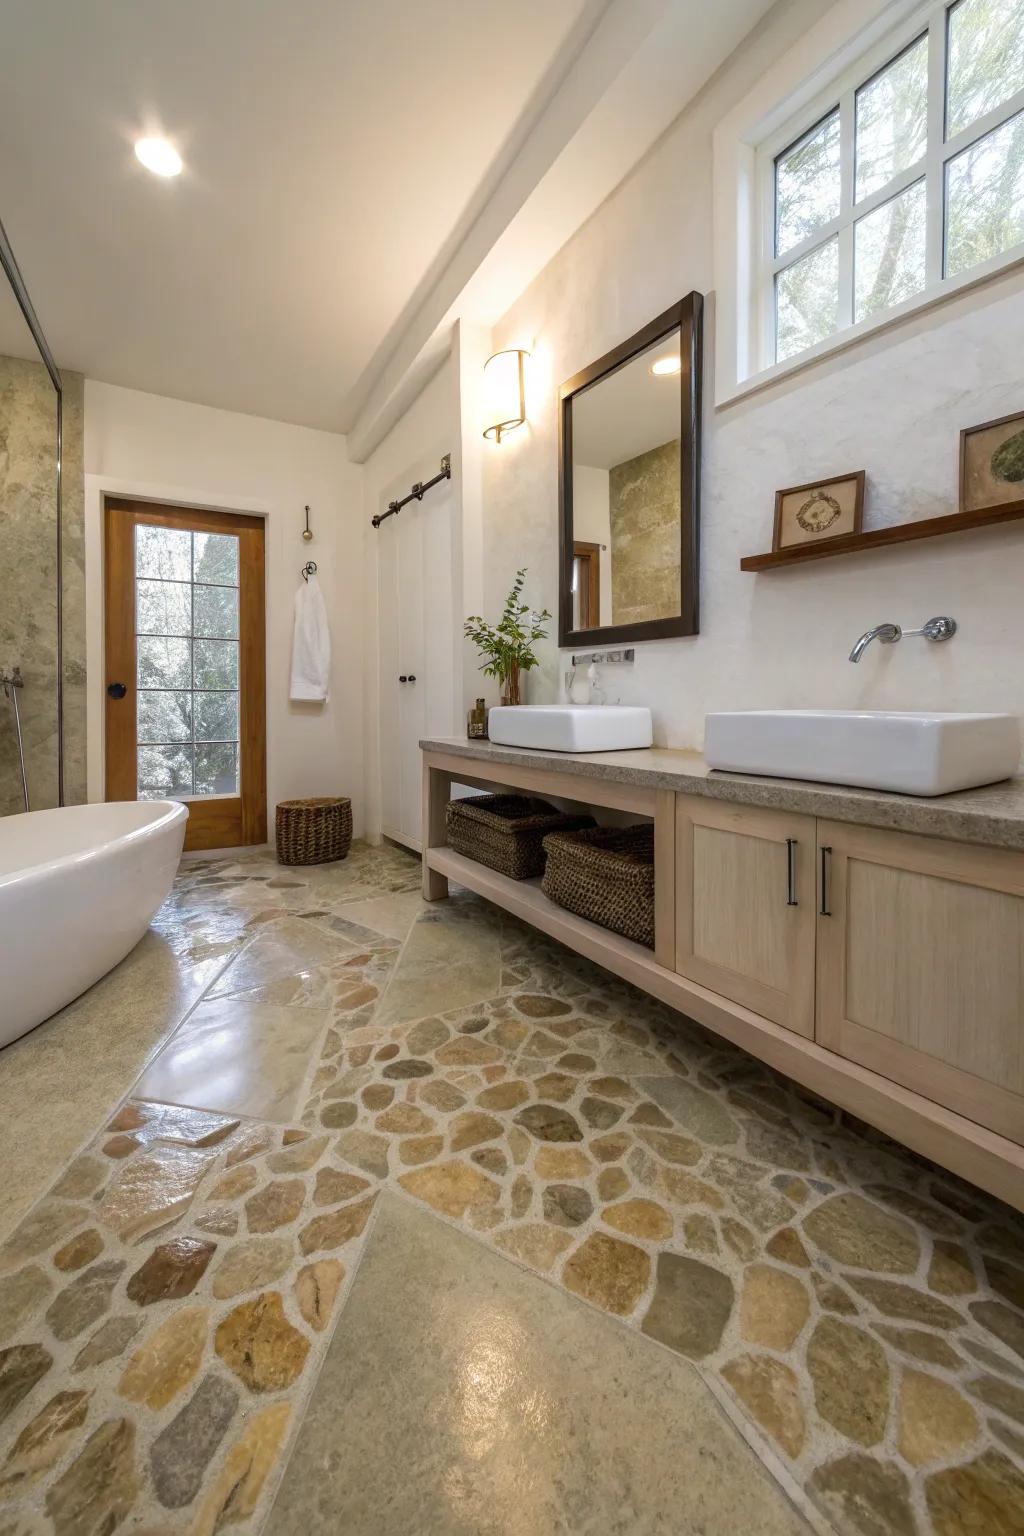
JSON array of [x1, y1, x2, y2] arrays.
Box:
[[0, 0, 599, 429]]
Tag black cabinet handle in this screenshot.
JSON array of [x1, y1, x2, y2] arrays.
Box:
[[819, 846, 832, 916], [785, 839, 798, 905], [107, 682, 127, 700], [399, 675, 408, 683], [408, 674, 417, 683]]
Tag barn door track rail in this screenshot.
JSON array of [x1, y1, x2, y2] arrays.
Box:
[[371, 454, 451, 529]]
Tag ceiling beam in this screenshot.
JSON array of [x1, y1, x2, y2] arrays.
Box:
[[346, 0, 777, 461]]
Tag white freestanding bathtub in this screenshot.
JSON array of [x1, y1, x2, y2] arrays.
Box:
[[0, 800, 188, 1049]]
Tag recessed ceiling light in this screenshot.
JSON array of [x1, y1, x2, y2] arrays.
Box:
[[650, 355, 681, 377], [134, 137, 183, 178]]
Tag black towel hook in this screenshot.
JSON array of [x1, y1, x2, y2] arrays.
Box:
[[301, 561, 317, 582]]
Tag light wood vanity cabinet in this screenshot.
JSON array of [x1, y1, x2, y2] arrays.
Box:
[[815, 820, 1024, 1146], [422, 743, 1024, 1209], [675, 802, 1024, 1146], [675, 797, 816, 1037]]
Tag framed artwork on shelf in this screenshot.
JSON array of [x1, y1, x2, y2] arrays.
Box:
[[960, 410, 1024, 520], [772, 471, 865, 552]]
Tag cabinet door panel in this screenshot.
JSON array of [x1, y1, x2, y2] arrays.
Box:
[[675, 796, 816, 1035], [817, 820, 1024, 1144]]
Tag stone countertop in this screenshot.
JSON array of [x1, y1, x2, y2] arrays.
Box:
[[420, 737, 1024, 851]]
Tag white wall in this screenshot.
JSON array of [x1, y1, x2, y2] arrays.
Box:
[[478, 0, 1024, 749], [83, 381, 365, 834], [361, 356, 457, 841]]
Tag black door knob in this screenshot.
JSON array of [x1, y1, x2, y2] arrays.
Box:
[[107, 682, 127, 699], [399, 675, 408, 683]]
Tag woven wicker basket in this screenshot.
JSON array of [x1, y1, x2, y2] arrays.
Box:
[[276, 796, 353, 866], [446, 793, 595, 881], [542, 823, 655, 948]]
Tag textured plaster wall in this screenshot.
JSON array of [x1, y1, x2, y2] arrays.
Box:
[[480, 0, 1024, 747], [0, 356, 85, 814]]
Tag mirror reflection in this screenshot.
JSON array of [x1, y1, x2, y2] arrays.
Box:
[[570, 325, 682, 629]]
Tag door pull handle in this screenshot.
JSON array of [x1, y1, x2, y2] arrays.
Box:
[[819, 846, 832, 916], [785, 839, 798, 905]]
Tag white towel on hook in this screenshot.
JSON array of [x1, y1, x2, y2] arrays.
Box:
[[290, 572, 331, 702]]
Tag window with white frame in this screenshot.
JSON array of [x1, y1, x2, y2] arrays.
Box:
[[760, 0, 1024, 370]]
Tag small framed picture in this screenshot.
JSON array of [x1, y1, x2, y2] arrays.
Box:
[[772, 471, 865, 552], [960, 410, 1024, 519]]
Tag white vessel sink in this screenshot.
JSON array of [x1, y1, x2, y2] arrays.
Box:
[[705, 711, 1021, 796], [488, 705, 653, 753]]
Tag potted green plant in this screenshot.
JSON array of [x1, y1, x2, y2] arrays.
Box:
[[464, 568, 551, 706]]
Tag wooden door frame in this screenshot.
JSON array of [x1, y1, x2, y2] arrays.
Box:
[[104, 497, 267, 850], [572, 541, 601, 630]]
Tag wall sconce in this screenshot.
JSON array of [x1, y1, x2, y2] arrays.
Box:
[[483, 348, 529, 442]]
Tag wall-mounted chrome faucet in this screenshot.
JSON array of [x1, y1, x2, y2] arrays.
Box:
[[848, 616, 957, 663]]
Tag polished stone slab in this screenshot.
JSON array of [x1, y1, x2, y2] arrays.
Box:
[[373, 896, 502, 1029], [0, 931, 228, 1246], [422, 737, 1024, 850], [133, 996, 330, 1122], [267, 1193, 813, 1536], [207, 917, 364, 1005], [332, 888, 432, 941]]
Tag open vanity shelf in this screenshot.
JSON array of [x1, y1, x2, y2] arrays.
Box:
[[427, 846, 661, 976], [422, 740, 1024, 1213], [740, 502, 1024, 571]]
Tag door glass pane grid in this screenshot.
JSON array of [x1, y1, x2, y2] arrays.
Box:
[[135, 524, 240, 801]]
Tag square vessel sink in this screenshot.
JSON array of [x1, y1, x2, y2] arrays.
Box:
[[488, 705, 653, 753], [704, 711, 1021, 796]]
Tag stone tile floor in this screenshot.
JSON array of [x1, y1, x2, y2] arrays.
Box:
[[1, 841, 1023, 1535]]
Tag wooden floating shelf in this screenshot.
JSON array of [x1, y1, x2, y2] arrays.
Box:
[[740, 503, 1024, 571]]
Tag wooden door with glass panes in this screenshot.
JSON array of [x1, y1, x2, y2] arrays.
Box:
[[104, 500, 266, 851]]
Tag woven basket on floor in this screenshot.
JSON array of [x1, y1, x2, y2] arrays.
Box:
[[276, 796, 353, 866], [542, 822, 655, 948], [446, 793, 595, 881]]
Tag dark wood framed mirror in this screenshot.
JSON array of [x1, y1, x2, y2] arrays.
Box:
[[558, 292, 703, 648]]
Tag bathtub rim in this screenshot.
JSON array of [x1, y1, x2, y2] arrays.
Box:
[[0, 799, 188, 892]]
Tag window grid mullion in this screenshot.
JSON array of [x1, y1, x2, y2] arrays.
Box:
[[770, 214, 844, 274], [839, 85, 857, 329], [770, 154, 933, 279], [924, 12, 947, 285], [763, 146, 778, 379], [942, 84, 1024, 162]]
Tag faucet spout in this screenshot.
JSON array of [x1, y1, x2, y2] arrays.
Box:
[[848, 622, 901, 663]]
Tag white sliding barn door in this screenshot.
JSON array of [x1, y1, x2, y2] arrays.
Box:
[[377, 472, 455, 851]]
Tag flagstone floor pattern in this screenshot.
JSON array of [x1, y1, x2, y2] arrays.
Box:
[[1, 842, 1023, 1536]]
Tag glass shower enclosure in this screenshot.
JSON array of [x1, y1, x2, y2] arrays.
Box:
[[0, 214, 80, 815]]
